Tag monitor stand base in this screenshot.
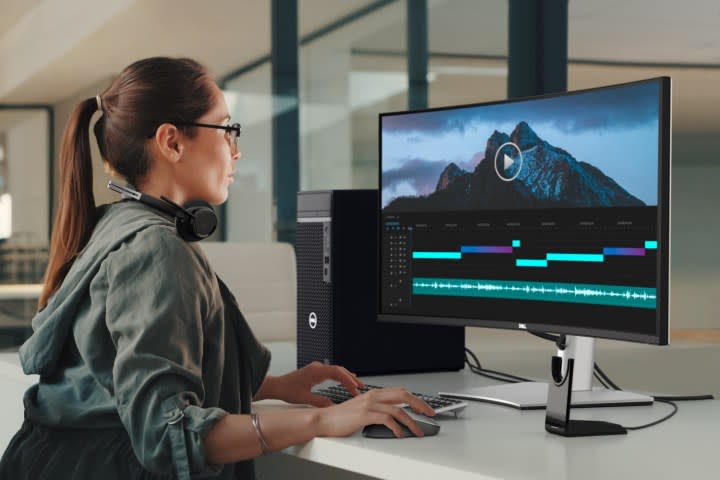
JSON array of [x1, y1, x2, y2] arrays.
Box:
[[545, 356, 628, 436], [546, 419, 627, 437], [439, 382, 653, 410]]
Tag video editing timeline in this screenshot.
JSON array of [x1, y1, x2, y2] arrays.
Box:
[[408, 221, 658, 310], [381, 205, 660, 335]]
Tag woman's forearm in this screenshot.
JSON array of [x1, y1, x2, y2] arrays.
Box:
[[204, 408, 323, 465]]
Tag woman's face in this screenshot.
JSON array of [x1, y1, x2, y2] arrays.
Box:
[[174, 82, 241, 205]]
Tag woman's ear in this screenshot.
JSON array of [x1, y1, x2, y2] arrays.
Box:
[[153, 123, 185, 163]]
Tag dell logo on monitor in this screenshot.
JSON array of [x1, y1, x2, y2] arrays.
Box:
[[308, 312, 318, 329], [518, 323, 527, 330]]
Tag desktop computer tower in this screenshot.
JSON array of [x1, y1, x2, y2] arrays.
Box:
[[296, 189, 465, 375]]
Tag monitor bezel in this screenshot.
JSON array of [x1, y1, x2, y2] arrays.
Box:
[[376, 77, 671, 346]]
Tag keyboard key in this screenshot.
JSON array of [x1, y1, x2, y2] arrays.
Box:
[[314, 383, 467, 416]]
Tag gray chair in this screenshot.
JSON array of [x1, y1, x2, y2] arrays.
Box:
[[199, 242, 296, 342]]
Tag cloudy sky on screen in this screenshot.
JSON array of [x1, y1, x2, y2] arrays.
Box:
[[380, 80, 661, 207]]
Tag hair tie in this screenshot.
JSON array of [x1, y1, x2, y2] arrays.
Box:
[[95, 95, 103, 113]]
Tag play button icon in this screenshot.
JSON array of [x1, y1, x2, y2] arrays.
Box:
[[503, 153, 515, 170], [493, 141, 523, 182]]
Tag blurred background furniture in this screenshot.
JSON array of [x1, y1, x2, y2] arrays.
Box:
[[0, 242, 47, 348], [200, 242, 296, 342]]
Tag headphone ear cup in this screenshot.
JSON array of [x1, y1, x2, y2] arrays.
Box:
[[175, 200, 217, 242]]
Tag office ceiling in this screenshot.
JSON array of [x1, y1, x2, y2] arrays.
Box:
[[0, 0, 43, 37], [0, 0, 718, 130]]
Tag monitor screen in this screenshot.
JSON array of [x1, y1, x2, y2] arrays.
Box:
[[378, 77, 670, 345]]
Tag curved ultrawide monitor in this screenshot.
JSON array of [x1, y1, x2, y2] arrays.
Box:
[[378, 77, 670, 345]]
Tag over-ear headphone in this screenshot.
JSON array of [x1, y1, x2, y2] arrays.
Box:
[[107, 181, 217, 242]]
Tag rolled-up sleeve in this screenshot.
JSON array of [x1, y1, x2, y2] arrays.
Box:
[[105, 228, 227, 478]]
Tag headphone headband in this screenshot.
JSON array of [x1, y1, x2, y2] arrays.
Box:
[[107, 181, 217, 242]]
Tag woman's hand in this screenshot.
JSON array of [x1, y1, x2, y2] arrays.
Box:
[[254, 362, 435, 438], [316, 387, 436, 438], [260, 361, 365, 407]]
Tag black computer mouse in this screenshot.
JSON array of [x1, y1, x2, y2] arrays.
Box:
[[362, 409, 440, 438]]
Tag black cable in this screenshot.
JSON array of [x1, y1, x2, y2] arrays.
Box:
[[464, 347, 482, 369], [653, 394, 715, 401], [594, 363, 714, 401], [466, 363, 528, 383], [479, 367, 530, 383], [467, 334, 713, 431], [593, 370, 611, 389], [528, 331, 560, 343], [465, 348, 531, 382], [624, 400, 678, 431], [593, 373, 710, 430], [464, 348, 531, 383], [526, 331, 715, 400], [591, 366, 683, 430], [465, 351, 516, 383], [593, 362, 622, 390], [524, 330, 714, 431], [466, 364, 523, 383]]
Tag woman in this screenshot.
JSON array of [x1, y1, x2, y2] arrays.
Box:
[[0, 57, 434, 479]]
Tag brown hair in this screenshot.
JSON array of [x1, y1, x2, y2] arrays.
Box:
[[39, 57, 215, 308]]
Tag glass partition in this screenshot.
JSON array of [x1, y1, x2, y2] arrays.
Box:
[[218, 1, 510, 243], [0, 107, 51, 348], [567, 1, 720, 329], [223, 64, 275, 242]]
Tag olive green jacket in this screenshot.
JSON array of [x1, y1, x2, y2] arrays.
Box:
[[19, 201, 271, 479]]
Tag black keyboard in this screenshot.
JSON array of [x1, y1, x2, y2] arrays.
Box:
[[314, 383, 467, 416]]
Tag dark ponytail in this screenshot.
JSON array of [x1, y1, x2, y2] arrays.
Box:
[[39, 98, 99, 308], [39, 57, 215, 308]]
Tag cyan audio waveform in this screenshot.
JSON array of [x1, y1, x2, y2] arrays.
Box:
[[413, 277, 656, 309]]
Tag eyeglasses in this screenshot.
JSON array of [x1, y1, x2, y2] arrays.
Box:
[[147, 121, 242, 155], [178, 121, 242, 155]]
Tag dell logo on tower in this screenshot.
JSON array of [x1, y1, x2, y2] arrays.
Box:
[[308, 312, 318, 329]]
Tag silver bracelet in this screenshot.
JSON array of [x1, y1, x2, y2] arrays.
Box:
[[250, 412, 271, 455]]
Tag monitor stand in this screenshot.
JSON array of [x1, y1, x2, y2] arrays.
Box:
[[439, 335, 653, 410]]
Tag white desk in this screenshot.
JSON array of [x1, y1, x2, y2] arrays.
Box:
[[258, 342, 720, 480], [3, 343, 718, 478]]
